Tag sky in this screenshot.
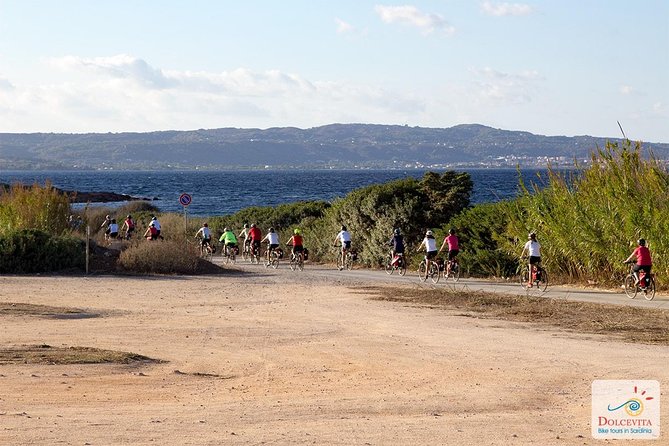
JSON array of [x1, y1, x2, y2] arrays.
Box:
[[0, 1, 667, 141]]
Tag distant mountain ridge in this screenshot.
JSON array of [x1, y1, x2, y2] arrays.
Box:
[[1, 123, 667, 170]]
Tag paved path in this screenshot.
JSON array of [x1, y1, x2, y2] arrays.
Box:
[[212, 256, 669, 311]]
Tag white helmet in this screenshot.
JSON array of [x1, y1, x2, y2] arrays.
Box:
[[426, 230, 433, 236]]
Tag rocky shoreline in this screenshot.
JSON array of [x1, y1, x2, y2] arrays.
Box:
[[1, 183, 157, 203]]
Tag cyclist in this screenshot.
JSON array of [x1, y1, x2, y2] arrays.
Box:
[[248, 223, 262, 260], [195, 222, 212, 252], [219, 227, 238, 256], [333, 225, 352, 253], [388, 228, 405, 266], [122, 214, 136, 239], [286, 228, 305, 263], [417, 230, 438, 279], [520, 232, 542, 286], [623, 238, 652, 287], [238, 223, 251, 256], [438, 228, 459, 275], [261, 227, 280, 264], [107, 219, 119, 240], [151, 216, 162, 239], [144, 222, 159, 241], [101, 214, 112, 239]]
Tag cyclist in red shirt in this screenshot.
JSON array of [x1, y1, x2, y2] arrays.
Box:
[[286, 228, 304, 263], [248, 223, 262, 258], [624, 238, 652, 286]]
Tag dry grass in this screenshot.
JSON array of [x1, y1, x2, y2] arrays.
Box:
[[366, 286, 669, 345], [0, 345, 161, 365]]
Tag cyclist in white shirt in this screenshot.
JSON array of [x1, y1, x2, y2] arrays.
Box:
[[521, 232, 542, 286], [417, 230, 438, 280], [238, 224, 250, 254], [261, 227, 280, 264], [333, 225, 352, 253], [195, 223, 212, 249], [151, 216, 162, 239], [107, 219, 119, 240]]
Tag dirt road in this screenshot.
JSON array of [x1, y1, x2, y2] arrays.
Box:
[[0, 265, 666, 445]]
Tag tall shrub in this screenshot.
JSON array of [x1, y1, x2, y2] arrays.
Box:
[[503, 139, 669, 284], [0, 182, 71, 236]]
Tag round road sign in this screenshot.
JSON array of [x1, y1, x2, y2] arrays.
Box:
[[179, 193, 192, 207]]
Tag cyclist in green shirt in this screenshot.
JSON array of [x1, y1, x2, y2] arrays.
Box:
[[219, 227, 238, 256]]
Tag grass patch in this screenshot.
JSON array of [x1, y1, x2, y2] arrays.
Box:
[[367, 286, 669, 345], [0, 302, 99, 319], [0, 344, 162, 365]]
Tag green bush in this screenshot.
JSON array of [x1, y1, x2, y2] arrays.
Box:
[[0, 229, 85, 273], [118, 240, 200, 274], [305, 171, 473, 266], [0, 182, 71, 236], [445, 201, 517, 277], [503, 139, 669, 285]]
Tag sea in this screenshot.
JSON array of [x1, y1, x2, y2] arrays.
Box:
[[0, 169, 555, 217]]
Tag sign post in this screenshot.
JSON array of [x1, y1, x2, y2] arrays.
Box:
[[179, 193, 192, 233]]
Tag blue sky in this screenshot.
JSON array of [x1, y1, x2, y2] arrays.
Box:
[[0, 1, 667, 141]]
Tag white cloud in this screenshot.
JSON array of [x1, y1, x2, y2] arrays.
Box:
[[481, 1, 532, 17], [620, 85, 633, 95], [374, 5, 455, 35], [335, 18, 354, 34], [0, 55, 427, 132], [470, 66, 543, 105]]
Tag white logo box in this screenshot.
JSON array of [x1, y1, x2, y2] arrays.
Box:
[[592, 380, 660, 439]]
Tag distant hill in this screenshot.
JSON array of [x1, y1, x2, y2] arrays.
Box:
[[0, 123, 667, 170]]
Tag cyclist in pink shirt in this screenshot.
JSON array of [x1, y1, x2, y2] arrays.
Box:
[[438, 228, 460, 277], [624, 238, 652, 286]]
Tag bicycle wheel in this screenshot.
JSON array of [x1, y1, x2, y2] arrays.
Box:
[[536, 268, 548, 292], [242, 246, 249, 261], [624, 274, 637, 299], [271, 253, 279, 269], [451, 263, 460, 282], [345, 253, 353, 270], [385, 255, 394, 275], [643, 276, 656, 301], [398, 258, 407, 276], [290, 255, 298, 271], [519, 266, 531, 290], [297, 256, 304, 271], [418, 260, 427, 282], [430, 263, 440, 284], [337, 252, 344, 270]]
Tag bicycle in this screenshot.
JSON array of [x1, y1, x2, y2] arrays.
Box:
[[623, 263, 655, 300], [266, 247, 280, 269], [249, 241, 261, 264], [418, 257, 440, 284], [198, 238, 214, 260], [335, 247, 353, 271], [443, 258, 460, 282], [223, 244, 237, 264], [384, 252, 407, 276], [519, 261, 548, 292], [289, 251, 304, 271], [241, 240, 251, 262]]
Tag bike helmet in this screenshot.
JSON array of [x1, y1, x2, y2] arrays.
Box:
[[127, 215, 132, 219], [638, 238, 646, 246], [105, 215, 110, 219], [528, 232, 536, 240], [449, 228, 456, 234], [223, 227, 229, 232], [426, 230, 433, 236], [394, 228, 401, 235], [294, 228, 301, 234], [269, 227, 275, 232], [250, 223, 256, 228], [203, 223, 208, 227], [111, 219, 116, 223], [151, 216, 157, 221], [243, 223, 249, 229], [341, 225, 347, 231]]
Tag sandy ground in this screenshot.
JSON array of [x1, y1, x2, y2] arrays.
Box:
[[0, 270, 667, 445]]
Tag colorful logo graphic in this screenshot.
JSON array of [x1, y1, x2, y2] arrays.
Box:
[[592, 380, 660, 440], [607, 386, 654, 417]]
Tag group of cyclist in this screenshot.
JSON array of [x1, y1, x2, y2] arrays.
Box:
[[195, 219, 653, 286], [101, 214, 160, 241], [196, 222, 306, 265]]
